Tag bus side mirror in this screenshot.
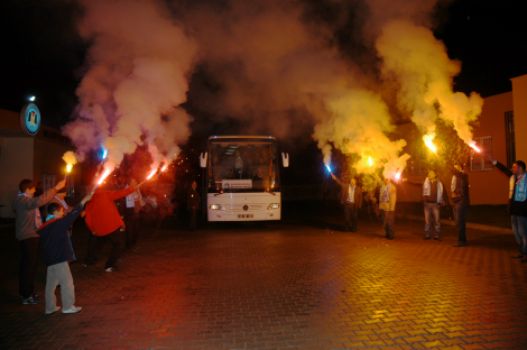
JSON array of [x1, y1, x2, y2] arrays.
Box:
[[200, 152, 208, 168], [281, 152, 289, 168]]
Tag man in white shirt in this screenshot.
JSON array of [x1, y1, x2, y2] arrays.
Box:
[[422, 170, 445, 240], [331, 173, 362, 232]]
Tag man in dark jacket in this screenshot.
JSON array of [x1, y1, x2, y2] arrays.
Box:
[[14, 178, 66, 305], [451, 164, 470, 247], [187, 181, 201, 231], [330, 173, 362, 232], [38, 191, 93, 314]]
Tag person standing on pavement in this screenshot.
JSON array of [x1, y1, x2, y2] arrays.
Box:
[[14, 178, 66, 305], [38, 191, 94, 315], [187, 180, 201, 231], [124, 179, 144, 248], [489, 158, 525, 258], [451, 163, 470, 247], [509, 160, 527, 262], [330, 172, 362, 232], [379, 177, 397, 240], [422, 170, 445, 240], [83, 183, 139, 272]]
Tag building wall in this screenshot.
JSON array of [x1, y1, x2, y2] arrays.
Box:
[[0, 137, 34, 217], [468, 92, 513, 205], [512, 74, 527, 161], [34, 134, 71, 189], [397, 92, 514, 205]]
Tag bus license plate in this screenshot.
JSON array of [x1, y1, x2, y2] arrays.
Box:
[[238, 214, 254, 219]]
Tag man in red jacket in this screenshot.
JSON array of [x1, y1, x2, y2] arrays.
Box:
[[83, 182, 138, 272]]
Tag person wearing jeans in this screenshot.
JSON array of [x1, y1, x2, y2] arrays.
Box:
[[509, 160, 527, 262], [423, 171, 445, 240]]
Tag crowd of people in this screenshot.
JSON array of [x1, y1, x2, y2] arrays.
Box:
[[13, 172, 201, 315], [12, 157, 527, 315], [329, 160, 526, 255]]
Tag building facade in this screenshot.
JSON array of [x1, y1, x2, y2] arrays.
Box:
[[0, 108, 73, 218], [399, 73, 527, 205]]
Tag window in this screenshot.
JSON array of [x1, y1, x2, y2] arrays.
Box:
[[505, 111, 516, 168], [470, 136, 493, 171]]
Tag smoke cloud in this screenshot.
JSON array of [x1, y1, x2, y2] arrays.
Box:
[[376, 19, 483, 145], [62, 0, 480, 188], [181, 0, 409, 181], [63, 0, 196, 168]]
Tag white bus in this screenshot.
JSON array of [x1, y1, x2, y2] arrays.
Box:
[[200, 136, 289, 221]]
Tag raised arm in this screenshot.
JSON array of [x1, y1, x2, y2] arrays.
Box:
[[492, 160, 513, 177], [330, 173, 345, 187], [24, 179, 66, 209], [109, 187, 137, 201]]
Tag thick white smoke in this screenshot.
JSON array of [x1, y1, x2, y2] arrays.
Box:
[[63, 0, 196, 168], [376, 19, 483, 145]]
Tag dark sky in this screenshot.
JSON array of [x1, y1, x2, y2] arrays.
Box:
[[0, 0, 526, 128]]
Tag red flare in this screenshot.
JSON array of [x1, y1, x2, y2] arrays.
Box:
[[96, 167, 112, 186]]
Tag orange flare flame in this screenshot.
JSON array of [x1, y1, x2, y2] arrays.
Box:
[[423, 133, 438, 154], [96, 167, 113, 186], [469, 141, 481, 153], [146, 168, 158, 181]]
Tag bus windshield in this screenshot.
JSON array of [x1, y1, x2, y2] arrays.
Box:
[[208, 139, 279, 193]]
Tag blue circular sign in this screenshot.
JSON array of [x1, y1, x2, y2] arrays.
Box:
[[20, 102, 42, 136]]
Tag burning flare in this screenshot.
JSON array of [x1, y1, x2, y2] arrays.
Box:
[[423, 133, 438, 154], [160, 162, 169, 172], [393, 171, 402, 183], [367, 156, 375, 168], [146, 167, 158, 181], [96, 165, 113, 186], [468, 141, 481, 153], [62, 151, 78, 174]]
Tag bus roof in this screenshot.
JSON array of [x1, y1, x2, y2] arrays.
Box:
[[208, 135, 277, 141]]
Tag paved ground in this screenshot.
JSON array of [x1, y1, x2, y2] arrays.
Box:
[[1, 217, 527, 350]]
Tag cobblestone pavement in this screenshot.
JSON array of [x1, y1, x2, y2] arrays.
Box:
[[1, 219, 527, 350]]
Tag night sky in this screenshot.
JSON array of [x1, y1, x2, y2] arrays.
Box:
[[0, 0, 525, 128]]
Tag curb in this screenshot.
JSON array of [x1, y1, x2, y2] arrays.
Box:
[[402, 214, 512, 234]]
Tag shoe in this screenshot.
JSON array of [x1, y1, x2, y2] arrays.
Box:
[[21, 296, 39, 305], [386, 236, 394, 240], [45, 306, 61, 315], [32, 293, 40, 301], [424, 236, 431, 240], [433, 236, 441, 241], [454, 242, 467, 247], [105, 267, 114, 272], [62, 305, 82, 314]]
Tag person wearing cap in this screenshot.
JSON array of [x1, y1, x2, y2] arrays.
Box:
[[423, 170, 445, 240], [14, 178, 66, 305], [451, 163, 470, 247], [379, 176, 397, 240]]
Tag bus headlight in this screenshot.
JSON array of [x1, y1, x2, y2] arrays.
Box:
[[210, 204, 222, 210], [268, 203, 280, 210]]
